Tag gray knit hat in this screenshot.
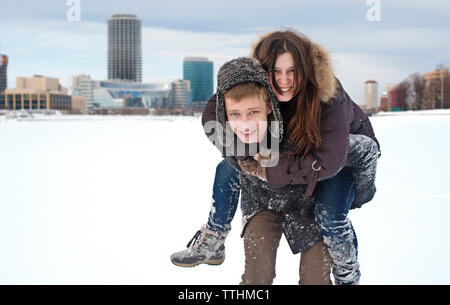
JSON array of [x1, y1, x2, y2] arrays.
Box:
[[216, 57, 283, 144]]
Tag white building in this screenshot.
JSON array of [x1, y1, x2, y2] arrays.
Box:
[[169, 79, 191, 109], [364, 80, 379, 109], [72, 74, 94, 109]]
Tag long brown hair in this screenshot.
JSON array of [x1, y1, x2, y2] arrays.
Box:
[[252, 30, 322, 157]]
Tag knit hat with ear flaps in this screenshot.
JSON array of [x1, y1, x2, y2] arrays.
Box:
[[215, 57, 283, 146]]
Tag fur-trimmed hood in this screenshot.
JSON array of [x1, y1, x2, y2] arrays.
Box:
[[310, 42, 338, 104], [251, 34, 338, 104]]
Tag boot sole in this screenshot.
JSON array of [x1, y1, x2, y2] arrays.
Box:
[[171, 257, 225, 268]]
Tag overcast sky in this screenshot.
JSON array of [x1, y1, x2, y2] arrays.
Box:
[[0, 0, 449, 104]]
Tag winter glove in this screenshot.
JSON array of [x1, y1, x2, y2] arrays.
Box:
[[238, 158, 267, 181], [238, 147, 272, 181]]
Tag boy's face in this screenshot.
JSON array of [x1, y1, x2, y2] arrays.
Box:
[[225, 95, 272, 144]]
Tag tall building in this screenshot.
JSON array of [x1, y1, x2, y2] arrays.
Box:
[[423, 69, 450, 109], [0, 54, 8, 93], [385, 84, 396, 111], [169, 79, 192, 109], [72, 74, 94, 109], [183, 57, 213, 107], [364, 80, 379, 110], [108, 14, 142, 82], [423, 69, 450, 81], [380, 92, 389, 112]]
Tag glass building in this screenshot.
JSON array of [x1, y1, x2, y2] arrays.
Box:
[[108, 14, 142, 82], [183, 57, 213, 106], [92, 80, 170, 109]]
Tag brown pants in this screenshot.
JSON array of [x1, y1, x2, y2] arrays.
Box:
[[240, 210, 332, 285]]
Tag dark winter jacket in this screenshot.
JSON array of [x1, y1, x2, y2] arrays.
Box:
[[213, 57, 322, 254], [202, 41, 380, 206]]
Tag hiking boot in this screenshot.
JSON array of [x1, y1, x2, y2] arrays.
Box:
[[170, 226, 227, 267]]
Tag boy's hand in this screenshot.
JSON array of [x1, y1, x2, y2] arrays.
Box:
[[238, 158, 267, 182]]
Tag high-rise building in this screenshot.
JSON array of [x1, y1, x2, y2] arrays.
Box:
[[380, 92, 389, 112], [364, 80, 379, 110], [72, 74, 94, 109], [169, 79, 192, 109], [385, 84, 396, 111], [0, 54, 8, 93], [183, 57, 213, 107], [108, 14, 142, 82]]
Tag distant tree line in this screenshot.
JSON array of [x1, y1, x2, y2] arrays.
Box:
[[392, 64, 450, 111]]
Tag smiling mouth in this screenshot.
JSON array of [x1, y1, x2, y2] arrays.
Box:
[[239, 130, 257, 137], [280, 87, 293, 94]]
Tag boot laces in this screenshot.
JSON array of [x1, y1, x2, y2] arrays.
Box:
[[186, 230, 202, 248]]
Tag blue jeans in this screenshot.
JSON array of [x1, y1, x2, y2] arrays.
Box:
[[315, 169, 359, 285], [206, 159, 240, 232], [206, 160, 359, 284]]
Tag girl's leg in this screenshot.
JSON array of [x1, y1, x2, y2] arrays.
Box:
[[206, 159, 241, 233], [240, 211, 282, 285], [314, 169, 359, 285]]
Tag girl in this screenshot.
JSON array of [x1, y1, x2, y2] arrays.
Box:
[[171, 30, 380, 285]]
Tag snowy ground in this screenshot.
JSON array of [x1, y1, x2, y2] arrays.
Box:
[[0, 111, 449, 284]]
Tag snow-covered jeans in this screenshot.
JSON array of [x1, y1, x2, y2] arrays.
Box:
[[315, 169, 359, 285], [206, 159, 240, 233]]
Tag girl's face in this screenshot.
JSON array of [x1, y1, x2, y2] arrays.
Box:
[[268, 52, 299, 102]]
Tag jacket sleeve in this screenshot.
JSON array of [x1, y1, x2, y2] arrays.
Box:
[[265, 83, 353, 195]]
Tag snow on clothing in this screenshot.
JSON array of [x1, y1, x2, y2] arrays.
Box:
[[241, 210, 332, 285], [206, 159, 241, 232], [205, 134, 378, 233], [203, 42, 380, 285], [202, 41, 381, 206], [315, 169, 359, 284], [213, 56, 323, 254]]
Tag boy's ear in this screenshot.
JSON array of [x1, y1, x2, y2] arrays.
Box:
[[267, 102, 273, 115]]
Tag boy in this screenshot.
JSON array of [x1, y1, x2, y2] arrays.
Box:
[[174, 57, 334, 284]]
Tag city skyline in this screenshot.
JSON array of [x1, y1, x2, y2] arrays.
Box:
[[0, 0, 449, 105]]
